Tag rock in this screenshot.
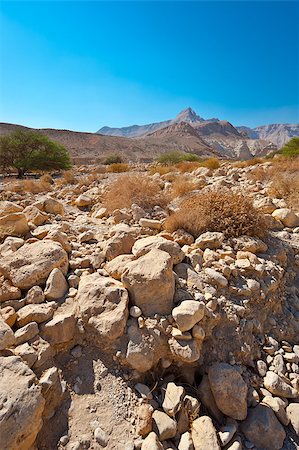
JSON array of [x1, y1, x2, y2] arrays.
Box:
[[139, 218, 162, 230], [105, 254, 135, 280], [31, 336, 55, 372], [192, 324, 205, 340], [16, 302, 56, 327], [253, 197, 276, 214], [130, 305, 142, 318], [172, 301, 205, 332], [174, 263, 204, 290], [191, 416, 220, 450], [204, 268, 228, 288], [218, 418, 238, 446], [136, 404, 153, 437], [43, 198, 65, 215], [272, 208, 299, 227], [14, 321, 39, 345], [0, 240, 68, 289], [103, 228, 136, 261], [0, 212, 29, 237], [0, 236, 24, 256], [233, 236, 267, 253], [225, 436, 242, 450], [178, 431, 194, 450], [0, 356, 45, 450], [162, 382, 185, 416], [39, 366, 65, 419], [44, 268, 68, 300], [91, 207, 107, 219], [75, 194, 92, 207], [141, 432, 163, 450], [263, 371, 298, 398], [45, 229, 71, 252], [94, 427, 109, 446], [0, 200, 23, 216], [286, 403, 299, 435], [241, 404, 286, 450], [23, 205, 48, 226], [152, 410, 177, 440], [77, 273, 128, 341], [198, 375, 223, 422], [172, 229, 194, 246], [0, 276, 21, 302], [261, 396, 289, 426], [26, 286, 45, 304], [135, 383, 153, 400], [40, 308, 76, 346], [257, 359, 267, 377], [14, 342, 37, 368], [208, 363, 248, 420], [0, 318, 15, 350], [0, 305, 16, 327], [122, 249, 175, 317], [168, 337, 201, 363], [195, 232, 224, 250], [132, 235, 184, 265]]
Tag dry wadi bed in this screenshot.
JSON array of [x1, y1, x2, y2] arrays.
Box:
[[0, 158, 299, 450]]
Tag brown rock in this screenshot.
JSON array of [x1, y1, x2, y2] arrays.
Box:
[[191, 416, 220, 450]]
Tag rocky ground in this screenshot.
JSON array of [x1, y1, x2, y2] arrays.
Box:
[[0, 161, 298, 450]]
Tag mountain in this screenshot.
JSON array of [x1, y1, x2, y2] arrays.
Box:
[[237, 123, 299, 148]]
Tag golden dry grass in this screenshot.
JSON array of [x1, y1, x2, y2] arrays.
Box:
[[170, 174, 200, 198], [149, 158, 220, 175], [148, 165, 174, 176], [106, 163, 129, 173], [102, 174, 168, 211], [234, 157, 266, 168], [7, 179, 52, 194], [164, 190, 267, 239]]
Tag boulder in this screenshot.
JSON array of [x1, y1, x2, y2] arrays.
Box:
[[178, 432, 194, 450], [139, 218, 162, 230], [44, 268, 68, 300], [39, 366, 65, 419], [105, 254, 135, 280], [198, 375, 223, 422], [122, 249, 175, 317], [208, 363, 248, 420], [23, 205, 48, 226], [0, 201, 23, 216], [272, 208, 299, 227], [0, 212, 29, 237], [14, 321, 39, 346], [162, 382, 185, 416], [0, 305, 17, 327], [168, 337, 201, 363], [14, 342, 38, 368], [26, 286, 45, 304], [0, 276, 21, 302], [241, 404, 286, 450], [0, 240, 68, 290], [40, 308, 76, 346], [75, 194, 92, 207], [136, 404, 153, 437], [42, 198, 65, 216], [132, 235, 184, 265], [191, 416, 220, 450], [0, 356, 45, 450], [77, 273, 128, 341], [286, 403, 299, 435], [16, 303, 55, 328], [172, 301, 205, 332], [263, 371, 298, 398], [195, 232, 224, 250], [141, 432, 163, 450], [261, 396, 289, 426], [204, 268, 228, 288], [103, 227, 137, 261], [0, 236, 24, 256], [152, 410, 177, 440], [0, 318, 15, 350]]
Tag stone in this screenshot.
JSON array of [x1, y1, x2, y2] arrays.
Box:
[[43, 198, 65, 216], [77, 273, 128, 341], [192, 324, 205, 340], [0, 305, 16, 327], [105, 254, 135, 280], [272, 208, 299, 227], [45, 229, 71, 252], [130, 305, 142, 318], [218, 418, 238, 446], [141, 432, 163, 450], [0, 356, 45, 450], [241, 404, 286, 450], [14, 321, 39, 345], [103, 227, 136, 261], [286, 403, 299, 435], [23, 205, 48, 226], [91, 207, 107, 219], [44, 268, 68, 300], [0, 212, 29, 237], [152, 410, 177, 440], [233, 236, 267, 253], [204, 268, 228, 288], [0, 276, 21, 302], [31, 336, 55, 371], [162, 382, 185, 416], [195, 232, 224, 250], [0, 236, 24, 256], [75, 194, 92, 207], [191, 416, 220, 450], [0, 240, 68, 289], [132, 235, 185, 265], [178, 431, 194, 450], [0, 200, 23, 216], [14, 342, 37, 368], [198, 375, 223, 422], [0, 318, 15, 350], [135, 383, 153, 400], [257, 359, 267, 377], [136, 404, 153, 437], [122, 249, 175, 317], [208, 363, 248, 420], [94, 427, 109, 446], [263, 371, 298, 398], [39, 366, 65, 419], [139, 218, 162, 230], [261, 396, 289, 426], [40, 309, 76, 346], [253, 197, 276, 214], [172, 301, 205, 332], [26, 286, 45, 304], [168, 337, 201, 363], [16, 302, 56, 327]]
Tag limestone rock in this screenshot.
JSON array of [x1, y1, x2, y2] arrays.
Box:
[[39, 366, 65, 419], [75, 194, 92, 207], [286, 403, 299, 435], [23, 205, 48, 226], [0, 200, 23, 216], [0, 212, 29, 237], [0, 276, 21, 302], [162, 382, 185, 416], [152, 410, 177, 440], [139, 218, 162, 230], [136, 404, 153, 437], [191, 416, 220, 450], [168, 337, 201, 363], [14, 342, 37, 368], [105, 254, 135, 280], [0, 240, 68, 290], [0, 305, 16, 327], [263, 371, 298, 398], [261, 396, 289, 426], [172, 300, 205, 332], [26, 286, 45, 304], [44, 268, 68, 300], [15, 321, 39, 346], [272, 208, 299, 227], [204, 268, 228, 288], [178, 431, 194, 450], [0, 318, 15, 350], [16, 303, 56, 328], [0, 356, 45, 450], [132, 235, 184, 265], [40, 308, 76, 346], [208, 363, 248, 420], [77, 273, 128, 341], [195, 232, 224, 250], [241, 404, 286, 450], [122, 249, 175, 317], [103, 228, 136, 261], [141, 432, 163, 450], [198, 375, 223, 423], [43, 198, 65, 216]]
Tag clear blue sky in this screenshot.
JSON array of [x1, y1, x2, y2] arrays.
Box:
[[0, 1, 298, 131]]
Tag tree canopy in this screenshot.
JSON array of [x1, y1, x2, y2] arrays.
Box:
[[279, 136, 299, 157], [0, 130, 72, 176]]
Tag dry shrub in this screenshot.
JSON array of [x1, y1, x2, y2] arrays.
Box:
[[200, 157, 220, 170], [40, 173, 53, 184], [175, 161, 202, 173], [170, 174, 200, 198], [57, 170, 78, 186], [102, 174, 168, 211], [106, 163, 129, 173], [164, 190, 267, 239], [77, 172, 102, 187], [234, 157, 266, 168], [8, 179, 52, 194], [149, 165, 174, 176]]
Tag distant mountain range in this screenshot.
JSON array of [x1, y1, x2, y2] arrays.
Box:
[[97, 107, 299, 148]]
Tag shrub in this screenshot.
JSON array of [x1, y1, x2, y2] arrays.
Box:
[[149, 165, 174, 175], [164, 190, 267, 239], [200, 157, 220, 170], [234, 158, 266, 168], [7, 179, 52, 194], [106, 163, 129, 173], [170, 174, 200, 198], [157, 151, 200, 166], [278, 137, 299, 158], [104, 154, 123, 165], [102, 174, 168, 210]]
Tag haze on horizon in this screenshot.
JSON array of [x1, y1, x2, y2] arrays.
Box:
[[0, 1, 298, 132]]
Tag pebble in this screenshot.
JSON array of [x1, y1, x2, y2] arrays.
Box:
[[94, 427, 109, 447]]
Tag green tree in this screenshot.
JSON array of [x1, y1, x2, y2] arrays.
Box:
[[0, 130, 72, 177], [157, 151, 201, 165], [279, 137, 299, 157]]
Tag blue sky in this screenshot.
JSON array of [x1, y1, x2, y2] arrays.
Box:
[[0, 1, 298, 131]]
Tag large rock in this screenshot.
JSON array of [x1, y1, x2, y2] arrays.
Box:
[[103, 227, 137, 261], [141, 432, 163, 450], [0, 201, 23, 216], [241, 404, 286, 450], [105, 254, 135, 280], [172, 300, 205, 332], [16, 303, 56, 328], [272, 208, 299, 227], [0, 276, 21, 302], [40, 308, 76, 346], [286, 403, 299, 435], [77, 273, 128, 341], [263, 371, 298, 398], [208, 363, 248, 420], [0, 318, 15, 350], [0, 240, 68, 290], [168, 337, 202, 363], [122, 249, 175, 317], [42, 198, 65, 216], [198, 375, 223, 422], [152, 410, 177, 440], [0, 356, 45, 450], [23, 205, 48, 226], [44, 268, 68, 300], [162, 382, 185, 416], [39, 366, 65, 419], [0, 212, 29, 237], [132, 235, 184, 265], [191, 416, 220, 450], [195, 232, 224, 250]]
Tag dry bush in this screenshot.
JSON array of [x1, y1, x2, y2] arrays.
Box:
[[149, 165, 174, 176], [7, 179, 52, 194], [77, 172, 102, 187], [200, 157, 220, 170], [40, 173, 53, 184], [234, 157, 266, 168], [170, 174, 200, 198], [102, 174, 168, 211], [57, 170, 78, 186], [106, 163, 129, 173], [164, 190, 267, 239], [175, 161, 202, 173]]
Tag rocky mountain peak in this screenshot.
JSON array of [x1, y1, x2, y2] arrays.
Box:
[[174, 107, 204, 123]]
